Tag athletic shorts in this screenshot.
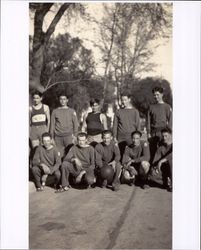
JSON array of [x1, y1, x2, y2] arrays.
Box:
[[30, 125, 48, 141]]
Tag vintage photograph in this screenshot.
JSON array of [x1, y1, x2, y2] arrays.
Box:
[[29, 2, 172, 249]]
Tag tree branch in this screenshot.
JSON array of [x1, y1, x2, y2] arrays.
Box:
[[45, 3, 72, 42]]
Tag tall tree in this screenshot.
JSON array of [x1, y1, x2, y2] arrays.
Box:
[[29, 3, 84, 92], [97, 3, 172, 98]]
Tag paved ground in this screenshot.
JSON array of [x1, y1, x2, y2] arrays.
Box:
[[29, 180, 172, 250]]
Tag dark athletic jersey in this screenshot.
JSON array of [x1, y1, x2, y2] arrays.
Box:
[[147, 103, 172, 134], [95, 141, 120, 168], [32, 145, 61, 172], [113, 108, 140, 141], [64, 145, 95, 169], [50, 107, 78, 137], [86, 112, 104, 136], [122, 141, 150, 165], [153, 143, 172, 166], [30, 105, 47, 126]]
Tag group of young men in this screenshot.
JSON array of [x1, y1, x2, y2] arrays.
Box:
[[29, 86, 172, 193]]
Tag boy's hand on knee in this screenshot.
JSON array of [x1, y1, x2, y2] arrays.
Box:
[[40, 163, 51, 175], [71, 158, 82, 168]]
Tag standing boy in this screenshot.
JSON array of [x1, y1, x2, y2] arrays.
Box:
[[82, 99, 107, 146], [95, 130, 122, 191], [32, 132, 61, 191], [57, 132, 96, 192], [50, 94, 78, 157], [147, 86, 172, 162], [152, 128, 172, 191], [122, 131, 150, 189], [29, 91, 50, 148], [113, 92, 141, 158]]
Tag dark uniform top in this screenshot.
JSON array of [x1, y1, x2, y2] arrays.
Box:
[[30, 104, 47, 126], [122, 141, 150, 165], [86, 112, 104, 136], [63, 145, 95, 169], [32, 145, 61, 174], [113, 108, 140, 142], [50, 107, 78, 137], [147, 103, 172, 134], [95, 142, 120, 168], [152, 143, 172, 166]]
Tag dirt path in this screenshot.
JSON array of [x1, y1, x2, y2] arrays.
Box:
[[30, 184, 171, 249]]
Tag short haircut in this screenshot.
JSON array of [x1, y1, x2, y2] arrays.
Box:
[[102, 130, 113, 137], [121, 91, 131, 99], [32, 91, 43, 98], [161, 127, 172, 134], [42, 132, 52, 140], [58, 93, 68, 98], [77, 132, 88, 139], [152, 86, 164, 94], [90, 98, 100, 106], [131, 130, 142, 137]]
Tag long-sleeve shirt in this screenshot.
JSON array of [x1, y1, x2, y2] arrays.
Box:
[[147, 103, 172, 134], [63, 145, 95, 169], [95, 142, 120, 168], [152, 143, 172, 166], [113, 108, 140, 141], [50, 107, 78, 137], [122, 141, 150, 165], [32, 145, 61, 174]]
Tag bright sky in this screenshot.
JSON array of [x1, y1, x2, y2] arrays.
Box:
[[30, 3, 172, 84]]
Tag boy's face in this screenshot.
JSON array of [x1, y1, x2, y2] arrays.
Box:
[[103, 133, 112, 145], [42, 136, 52, 149], [153, 91, 163, 103], [132, 133, 141, 146], [162, 132, 172, 144], [121, 96, 131, 108], [59, 96, 68, 106], [33, 94, 42, 105], [91, 102, 100, 113], [77, 136, 87, 147]]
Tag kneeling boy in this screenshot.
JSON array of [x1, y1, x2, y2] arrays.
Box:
[[122, 131, 150, 189], [95, 130, 122, 191], [152, 128, 172, 191], [32, 132, 61, 191], [58, 132, 96, 192]]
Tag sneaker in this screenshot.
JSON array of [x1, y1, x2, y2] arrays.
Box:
[[141, 184, 150, 189], [112, 184, 120, 192], [55, 186, 70, 193], [36, 187, 44, 192], [101, 180, 108, 188], [41, 181, 46, 188], [167, 186, 172, 192]]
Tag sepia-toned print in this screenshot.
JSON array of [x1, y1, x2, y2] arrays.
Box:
[[29, 3, 172, 249]]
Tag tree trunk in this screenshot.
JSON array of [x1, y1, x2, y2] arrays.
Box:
[[30, 3, 71, 92]]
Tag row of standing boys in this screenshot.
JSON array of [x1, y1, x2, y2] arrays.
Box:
[[29, 86, 172, 192]]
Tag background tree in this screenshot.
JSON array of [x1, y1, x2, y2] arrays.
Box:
[[127, 77, 172, 117], [29, 3, 85, 92], [35, 33, 95, 91], [97, 3, 172, 99]]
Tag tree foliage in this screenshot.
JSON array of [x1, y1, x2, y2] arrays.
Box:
[[128, 77, 172, 117], [37, 33, 95, 90], [29, 3, 85, 92], [96, 3, 172, 96]]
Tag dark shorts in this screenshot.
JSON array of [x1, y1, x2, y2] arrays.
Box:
[[30, 125, 48, 141]]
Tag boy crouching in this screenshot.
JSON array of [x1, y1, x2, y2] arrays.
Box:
[[122, 131, 150, 189], [95, 130, 122, 191], [57, 132, 96, 192], [32, 132, 61, 192]]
